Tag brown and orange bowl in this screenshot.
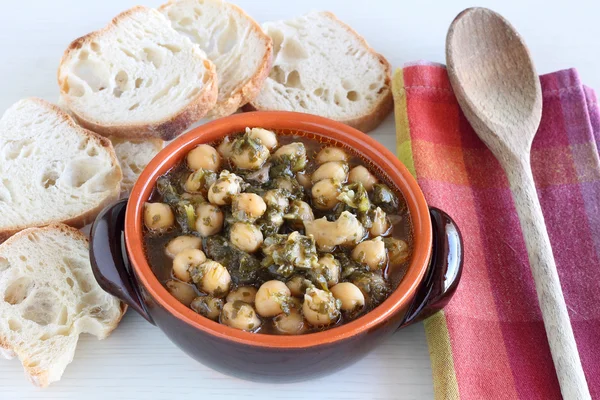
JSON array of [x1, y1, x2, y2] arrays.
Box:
[[89, 112, 463, 382]]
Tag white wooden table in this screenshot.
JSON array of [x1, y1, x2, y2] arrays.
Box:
[[1, 1, 598, 398]]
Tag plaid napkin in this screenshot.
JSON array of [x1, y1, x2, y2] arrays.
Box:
[[392, 63, 600, 399]]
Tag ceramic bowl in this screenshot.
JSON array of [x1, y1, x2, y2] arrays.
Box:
[[89, 111, 463, 382]]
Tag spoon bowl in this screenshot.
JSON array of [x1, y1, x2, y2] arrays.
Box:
[[447, 8, 542, 156]]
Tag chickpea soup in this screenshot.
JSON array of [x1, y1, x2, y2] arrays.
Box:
[[143, 127, 412, 335]]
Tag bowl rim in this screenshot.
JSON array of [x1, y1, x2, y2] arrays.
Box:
[[125, 111, 432, 348]]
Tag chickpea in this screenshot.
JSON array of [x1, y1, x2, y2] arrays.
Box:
[[217, 137, 234, 159], [165, 235, 202, 258], [285, 200, 314, 229], [273, 308, 306, 335], [337, 212, 366, 246], [221, 301, 261, 331], [230, 137, 269, 170], [311, 179, 341, 210], [286, 275, 310, 297], [386, 238, 410, 265], [230, 222, 263, 253], [273, 142, 307, 171], [190, 296, 224, 320], [296, 171, 312, 190], [274, 142, 305, 159], [267, 213, 284, 231], [330, 282, 365, 312], [187, 144, 221, 171], [352, 272, 388, 304], [226, 286, 258, 304], [315, 147, 349, 164], [302, 287, 340, 326], [263, 189, 289, 211], [193, 260, 231, 297], [165, 280, 197, 306], [304, 211, 365, 252], [317, 254, 341, 286], [172, 248, 206, 282], [185, 172, 202, 193], [255, 280, 292, 317], [348, 165, 378, 191], [311, 161, 349, 183], [246, 127, 278, 150], [370, 207, 391, 237], [232, 193, 267, 221], [144, 202, 174, 231], [195, 203, 224, 237], [295, 200, 314, 221], [208, 172, 243, 205], [184, 169, 216, 194], [274, 177, 294, 193], [352, 237, 387, 270]]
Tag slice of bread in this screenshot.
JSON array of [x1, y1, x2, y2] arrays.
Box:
[[0, 224, 126, 387], [0, 98, 122, 241], [58, 6, 218, 140], [160, 0, 272, 118], [57, 95, 163, 195], [246, 12, 393, 133], [110, 136, 163, 194]]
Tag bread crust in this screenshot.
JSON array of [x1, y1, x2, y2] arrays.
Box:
[[246, 11, 393, 133], [0, 98, 122, 242], [57, 6, 218, 141], [0, 223, 127, 387], [159, 0, 273, 118]]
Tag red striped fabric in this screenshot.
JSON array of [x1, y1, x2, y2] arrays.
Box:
[[395, 64, 600, 399]]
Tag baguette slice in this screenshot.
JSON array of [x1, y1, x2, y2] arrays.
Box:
[[110, 137, 163, 194], [0, 224, 126, 387], [57, 95, 163, 194], [0, 98, 122, 241], [160, 0, 272, 118], [58, 6, 218, 140], [247, 12, 393, 133]]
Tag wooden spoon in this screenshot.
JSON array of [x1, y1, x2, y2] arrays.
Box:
[[446, 8, 590, 399]]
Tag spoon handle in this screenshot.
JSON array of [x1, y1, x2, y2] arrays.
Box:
[[505, 159, 590, 400]]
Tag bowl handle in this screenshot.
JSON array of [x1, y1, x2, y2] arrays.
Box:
[[90, 198, 155, 324], [398, 207, 463, 328]]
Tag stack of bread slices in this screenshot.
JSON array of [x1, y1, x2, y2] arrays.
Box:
[[0, 0, 393, 387]]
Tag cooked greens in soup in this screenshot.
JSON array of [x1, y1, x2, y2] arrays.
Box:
[[143, 127, 412, 335]]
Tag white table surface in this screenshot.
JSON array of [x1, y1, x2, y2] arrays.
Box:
[[0, 1, 598, 398]]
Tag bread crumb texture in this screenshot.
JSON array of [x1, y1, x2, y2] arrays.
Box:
[[0, 224, 124, 387], [0, 98, 121, 235], [250, 11, 392, 130], [58, 6, 217, 136]]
